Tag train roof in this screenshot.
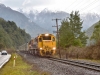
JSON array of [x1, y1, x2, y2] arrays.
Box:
[[39, 33, 54, 36]]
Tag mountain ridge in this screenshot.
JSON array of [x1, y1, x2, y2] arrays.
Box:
[[0, 3, 100, 42], [0, 3, 49, 37], [21, 9, 100, 45], [21, 9, 100, 32]]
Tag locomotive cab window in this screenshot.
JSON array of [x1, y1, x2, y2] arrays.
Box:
[[43, 36, 51, 40], [39, 38, 42, 42]]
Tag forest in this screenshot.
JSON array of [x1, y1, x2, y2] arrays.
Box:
[[58, 11, 100, 60], [0, 18, 31, 50]]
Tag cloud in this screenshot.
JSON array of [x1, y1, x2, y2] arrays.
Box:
[[22, 0, 31, 6], [22, 0, 55, 7], [0, 0, 24, 8], [0, 0, 100, 14]]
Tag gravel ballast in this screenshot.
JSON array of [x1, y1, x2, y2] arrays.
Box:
[[19, 52, 100, 75]]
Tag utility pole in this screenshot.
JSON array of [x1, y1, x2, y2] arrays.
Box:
[[52, 18, 61, 58]]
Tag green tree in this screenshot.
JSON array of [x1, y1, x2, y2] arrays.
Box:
[[0, 43, 5, 50], [59, 11, 88, 48], [0, 25, 13, 48], [91, 21, 100, 43], [0, 18, 31, 49]]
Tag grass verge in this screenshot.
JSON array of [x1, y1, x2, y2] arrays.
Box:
[[0, 53, 40, 75]]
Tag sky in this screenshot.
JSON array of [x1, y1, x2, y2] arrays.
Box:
[[0, 0, 100, 14]]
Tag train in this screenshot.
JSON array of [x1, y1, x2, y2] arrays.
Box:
[[19, 33, 56, 57]]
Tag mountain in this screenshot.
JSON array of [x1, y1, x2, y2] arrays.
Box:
[[22, 9, 100, 32], [85, 21, 100, 45], [22, 9, 100, 46], [81, 14, 100, 45], [1, 3, 100, 42], [22, 9, 69, 33], [0, 3, 49, 37], [81, 13, 100, 30]]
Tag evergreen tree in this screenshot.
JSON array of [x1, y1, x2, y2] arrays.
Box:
[[0, 18, 31, 49], [0, 25, 13, 48], [59, 11, 88, 48]]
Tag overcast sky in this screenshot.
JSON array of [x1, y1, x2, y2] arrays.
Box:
[[0, 0, 100, 14]]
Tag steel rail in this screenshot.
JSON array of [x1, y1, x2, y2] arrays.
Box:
[[48, 57, 100, 72]]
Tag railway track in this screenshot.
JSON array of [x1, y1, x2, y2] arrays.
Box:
[[48, 57, 100, 72]]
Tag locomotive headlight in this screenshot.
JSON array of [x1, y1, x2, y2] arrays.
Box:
[[53, 47, 56, 50], [45, 34, 49, 36], [40, 48, 42, 50]]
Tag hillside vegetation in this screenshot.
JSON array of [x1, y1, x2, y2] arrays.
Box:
[[57, 11, 100, 60], [0, 18, 31, 50]]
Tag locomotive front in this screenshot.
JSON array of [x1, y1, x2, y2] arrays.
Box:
[[38, 34, 56, 56]]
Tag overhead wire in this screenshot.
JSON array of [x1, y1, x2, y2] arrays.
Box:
[[72, 0, 88, 10], [79, 0, 99, 12], [87, 4, 100, 13], [72, 0, 97, 12], [65, 0, 81, 12], [64, 0, 100, 14], [65, 0, 94, 13], [65, 0, 78, 9]]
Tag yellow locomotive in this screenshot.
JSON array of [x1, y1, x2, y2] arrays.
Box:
[[28, 33, 56, 56]]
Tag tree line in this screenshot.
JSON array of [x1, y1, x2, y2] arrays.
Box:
[[0, 18, 31, 50], [58, 11, 100, 59], [59, 11, 100, 48]]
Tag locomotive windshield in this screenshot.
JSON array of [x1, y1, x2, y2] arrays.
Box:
[[43, 36, 51, 40]]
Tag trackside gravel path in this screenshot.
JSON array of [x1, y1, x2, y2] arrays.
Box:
[[19, 52, 100, 75]]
